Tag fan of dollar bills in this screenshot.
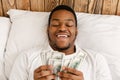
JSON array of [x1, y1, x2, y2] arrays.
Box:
[[41, 50, 86, 76]]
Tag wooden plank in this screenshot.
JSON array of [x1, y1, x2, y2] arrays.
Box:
[[88, 0, 103, 14], [16, 0, 30, 10], [110, 0, 118, 15], [59, 0, 74, 8], [0, 0, 120, 16], [0, 0, 3, 16], [88, 0, 96, 13], [30, 0, 44, 11], [94, 0, 103, 14], [102, 0, 118, 15], [44, 0, 59, 12], [102, 0, 112, 14], [2, 0, 16, 16], [74, 0, 89, 12], [117, 0, 120, 15]]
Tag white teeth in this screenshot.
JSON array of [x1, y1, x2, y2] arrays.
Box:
[[57, 35, 68, 37]]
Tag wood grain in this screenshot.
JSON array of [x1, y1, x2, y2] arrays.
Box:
[[16, 0, 30, 10], [59, 0, 74, 8], [44, 0, 59, 12], [30, 0, 44, 11], [2, 0, 16, 16], [0, 0, 120, 16], [88, 0, 95, 13], [74, 0, 88, 12], [102, 0, 118, 15], [93, 0, 103, 14], [0, 0, 3, 16], [117, 0, 120, 15]]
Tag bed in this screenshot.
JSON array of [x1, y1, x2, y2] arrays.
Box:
[[0, 0, 120, 80]]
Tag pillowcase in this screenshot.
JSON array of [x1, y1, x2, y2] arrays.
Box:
[[6, 9, 120, 80], [76, 13, 120, 80], [5, 9, 50, 78], [0, 17, 11, 80]]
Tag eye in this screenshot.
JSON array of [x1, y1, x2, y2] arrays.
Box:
[[66, 23, 74, 27], [65, 21, 75, 27], [66, 24, 73, 27], [51, 21, 60, 27], [51, 24, 60, 27]]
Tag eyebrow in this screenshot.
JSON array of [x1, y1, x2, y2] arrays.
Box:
[[51, 18, 74, 22]]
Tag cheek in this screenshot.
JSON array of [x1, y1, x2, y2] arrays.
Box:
[[70, 30, 77, 41], [71, 29, 77, 36], [48, 28, 56, 39]]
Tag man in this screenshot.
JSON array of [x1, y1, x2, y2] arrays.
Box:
[[9, 5, 112, 80]]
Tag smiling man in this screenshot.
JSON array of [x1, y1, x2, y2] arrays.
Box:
[[9, 5, 112, 80], [48, 9, 77, 55]]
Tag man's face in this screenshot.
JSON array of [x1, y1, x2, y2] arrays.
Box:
[[48, 10, 77, 51]]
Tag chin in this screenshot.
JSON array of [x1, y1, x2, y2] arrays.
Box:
[[56, 44, 70, 51]]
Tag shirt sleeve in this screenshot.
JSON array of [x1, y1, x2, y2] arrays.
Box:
[[96, 54, 112, 80], [9, 52, 28, 80]]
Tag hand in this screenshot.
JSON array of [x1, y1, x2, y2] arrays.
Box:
[[34, 65, 55, 80], [58, 66, 84, 80]]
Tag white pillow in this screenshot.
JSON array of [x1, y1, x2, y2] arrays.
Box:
[[76, 13, 120, 80], [6, 9, 120, 80], [5, 9, 49, 78], [0, 17, 11, 80]]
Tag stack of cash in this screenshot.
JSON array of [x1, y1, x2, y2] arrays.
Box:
[[40, 50, 86, 79]]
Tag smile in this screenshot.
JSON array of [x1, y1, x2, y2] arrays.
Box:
[[57, 34, 68, 38]]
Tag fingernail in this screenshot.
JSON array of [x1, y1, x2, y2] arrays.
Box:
[[62, 66, 66, 70]]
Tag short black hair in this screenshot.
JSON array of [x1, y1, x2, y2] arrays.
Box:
[[48, 5, 77, 27]]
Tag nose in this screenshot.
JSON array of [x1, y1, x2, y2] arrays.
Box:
[[58, 24, 67, 31]]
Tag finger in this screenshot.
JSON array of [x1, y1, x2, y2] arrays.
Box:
[[35, 65, 53, 73], [34, 70, 54, 80], [58, 72, 83, 80], [37, 70, 53, 78], [62, 67, 83, 76], [40, 75, 55, 80], [46, 75, 55, 80], [60, 77, 72, 80], [58, 72, 71, 78]]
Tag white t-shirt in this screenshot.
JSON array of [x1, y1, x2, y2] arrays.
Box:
[[9, 45, 112, 80], [0, 59, 7, 80]]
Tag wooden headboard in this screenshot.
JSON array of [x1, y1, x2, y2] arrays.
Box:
[[0, 0, 120, 16]]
